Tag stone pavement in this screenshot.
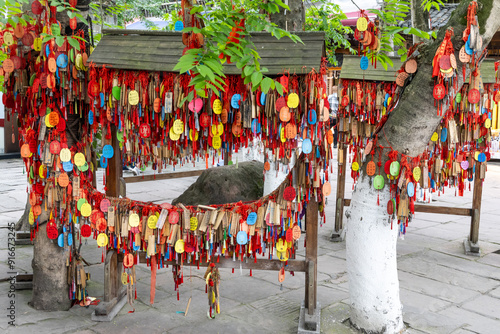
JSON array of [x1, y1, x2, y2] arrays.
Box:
[[0, 154, 500, 334]]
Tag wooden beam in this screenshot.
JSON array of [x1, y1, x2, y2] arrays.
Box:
[[305, 199, 318, 315], [106, 125, 121, 197], [470, 161, 484, 244], [128, 252, 307, 272], [124, 169, 204, 183], [343, 198, 473, 216], [334, 134, 347, 232]]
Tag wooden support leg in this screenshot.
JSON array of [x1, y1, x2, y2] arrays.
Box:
[[332, 132, 346, 240], [305, 199, 318, 315], [92, 125, 127, 321], [299, 199, 321, 333], [465, 161, 483, 255]]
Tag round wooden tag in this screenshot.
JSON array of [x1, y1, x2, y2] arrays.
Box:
[[433, 84, 446, 100], [124, 253, 134, 268], [48, 57, 57, 73], [439, 55, 451, 70], [285, 123, 297, 139], [287, 93, 299, 108], [468, 89, 480, 104], [3, 59, 14, 73], [459, 46, 470, 63], [396, 72, 408, 87], [405, 59, 417, 74], [323, 182, 332, 196], [140, 123, 151, 138], [58, 172, 69, 187], [128, 90, 139, 105], [46, 222, 58, 240], [357, 17, 368, 31], [366, 161, 376, 176], [280, 106, 291, 122], [283, 186, 296, 201], [97, 217, 107, 232], [97, 233, 108, 247], [221, 108, 228, 124], [154, 98, 161, 113], [212, 135, 222, 149], [169, 211, 179, 224]]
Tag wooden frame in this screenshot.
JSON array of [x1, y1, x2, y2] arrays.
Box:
[[333, 117, 484, 254], [97, 133, 320, 320]]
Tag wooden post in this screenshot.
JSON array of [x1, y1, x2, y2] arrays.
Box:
[[305, 199, 318, 315], [103, 124, 123, 305], [334, 131, 347, 233], [106, 124, 121, 197], [469, 161, 483, 247], [104, 250, 118, 302]]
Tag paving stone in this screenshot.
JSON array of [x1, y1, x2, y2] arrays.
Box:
[[418, 250, 500, 280], [316, 254, 347, 278], [400, 288, 451, 313], [403, 307, 465, 334], [320, 302, 357, 334], [438, 306, 500, 334], [477, 252, 500, 268], [398, 271, 480, 304], [413, 223, 471, 241], [398, 257, 499, 293], [461, 294, 500, 320], [489, 286, 500, 299]]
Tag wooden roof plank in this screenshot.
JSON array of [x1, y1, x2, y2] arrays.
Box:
[[89, 30, 325, 75]]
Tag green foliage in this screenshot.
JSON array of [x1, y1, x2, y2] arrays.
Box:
[[172, 0, 301, 98], [369, 0, 436, 68], [304, 1, 355, 65], [420, 0, 445, 12]]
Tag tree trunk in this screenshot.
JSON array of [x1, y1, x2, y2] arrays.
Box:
[[346, 0, 500, 332], [31, 217, 72, 310], [269, 0, 305, 31], [31, 114, 83, 310], [263, 0, 304, 196], [346, 176, 403, 333]]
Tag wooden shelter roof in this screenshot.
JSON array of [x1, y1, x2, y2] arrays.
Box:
[[89, 29, 326, 75], [340, 55, 497, 83]]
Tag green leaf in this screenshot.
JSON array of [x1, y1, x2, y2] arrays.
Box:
[[260, 77, 273, 94], [197, 64, 215, 82], [190, 6, 204, 14], [275, 81, 284, 96], [55, 36, 64, 47], [251, 71, 262, 87], [42, 35, 54, 43], [244, 65, 254, 77], [67, 37, 80, 50]]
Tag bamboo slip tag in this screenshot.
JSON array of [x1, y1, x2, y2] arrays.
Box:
[[107, 207, 115, 227]]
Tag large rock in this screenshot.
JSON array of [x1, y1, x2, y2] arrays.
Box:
[[173, 161, 264, 206]]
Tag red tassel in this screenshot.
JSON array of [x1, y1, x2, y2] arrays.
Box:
[[423, 190, 426, 202], [102, 249, 104, 263], [232, 268, 234, 274], [250, 269, 252, 277], [377, 192, 380, 206], [135, 289, 137, 299]]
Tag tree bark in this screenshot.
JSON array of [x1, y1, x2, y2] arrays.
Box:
[[269, 0, 305, 32], [346, 176, 403, 333], [263, 0, 304, 196], [346, 0, 500, 332]]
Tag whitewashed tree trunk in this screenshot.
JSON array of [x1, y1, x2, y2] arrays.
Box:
[[263, 152, 295, 196], [344, 1, 500, 332], [346, 175, 403, 333]]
